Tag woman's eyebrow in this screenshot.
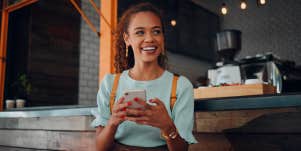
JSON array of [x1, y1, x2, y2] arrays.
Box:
[[152, 26, 161, 29], [134, 26, 161, 30], [134, 27, 144, 30]]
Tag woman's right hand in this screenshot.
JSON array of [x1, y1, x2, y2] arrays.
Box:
[[107, 97, 131, 128]]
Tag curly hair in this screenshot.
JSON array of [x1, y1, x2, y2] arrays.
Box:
[[114, 2, 168, 73]]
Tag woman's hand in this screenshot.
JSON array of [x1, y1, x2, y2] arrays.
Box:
[[125, 98, 174, 131], [107, 97, 131, 128]]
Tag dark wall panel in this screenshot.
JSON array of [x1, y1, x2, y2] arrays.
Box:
[[28, 0, 80, 106]]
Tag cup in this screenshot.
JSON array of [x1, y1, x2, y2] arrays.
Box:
[[16, 99, 26, 108], [245, 79, 263, 85], [5, 99, 15, 109]]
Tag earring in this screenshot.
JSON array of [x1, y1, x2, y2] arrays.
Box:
[[126, 46, 129, 58]]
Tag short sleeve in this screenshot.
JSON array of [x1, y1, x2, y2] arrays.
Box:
[[91, 74, 114, 128], [172, 76, 198, 144]]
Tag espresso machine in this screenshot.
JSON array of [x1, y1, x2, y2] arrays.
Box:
[[208, 29, 301, 93], [208, 30, 242, 86], [239, 53, 301, 93]]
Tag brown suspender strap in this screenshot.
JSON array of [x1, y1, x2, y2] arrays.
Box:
[[109, 73, 121, 113], [170, 74, 179, 111]]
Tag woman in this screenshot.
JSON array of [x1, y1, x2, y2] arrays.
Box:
[[92, 2, 197, 151]]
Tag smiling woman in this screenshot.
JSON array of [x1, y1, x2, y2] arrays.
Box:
[[114, 4, 167, 74], [93, 2, 197, 151]]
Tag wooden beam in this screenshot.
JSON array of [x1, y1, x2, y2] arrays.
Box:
[[88, 0, 112, 32], [69, 0, 100, 37], [0, 0, 8, 111], [99, 0, 117, 81], [5, 0, 39, 13]]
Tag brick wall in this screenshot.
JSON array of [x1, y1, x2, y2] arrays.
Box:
[[222, 0, 301, 65], [78, 1, 100, 105], [193, 0, 301, 65]]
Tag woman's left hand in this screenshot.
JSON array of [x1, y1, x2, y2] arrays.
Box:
[[125, 98, 173, 131]]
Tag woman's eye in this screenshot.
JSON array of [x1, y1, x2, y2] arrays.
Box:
[[153, 30, 161, 35], [135, 31, 144, 35]]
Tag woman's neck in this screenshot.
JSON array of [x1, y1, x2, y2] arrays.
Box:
[[129, 63, 164, 81]]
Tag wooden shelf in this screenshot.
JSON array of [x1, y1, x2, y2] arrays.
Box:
[[194, 84, 276, 99]]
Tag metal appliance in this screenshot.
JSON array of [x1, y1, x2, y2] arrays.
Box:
[[209, 30, 242, 86], [208, 29, 301, 93]]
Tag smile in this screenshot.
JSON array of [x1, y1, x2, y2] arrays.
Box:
[[141, 46, 157, 52]]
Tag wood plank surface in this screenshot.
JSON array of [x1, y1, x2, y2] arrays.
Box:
[[194, 84, 276, 99], [195, 108, 298, 133], [0, 130, 96, 151]]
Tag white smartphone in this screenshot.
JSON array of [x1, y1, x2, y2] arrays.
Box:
[[123, 89, 146, 109]]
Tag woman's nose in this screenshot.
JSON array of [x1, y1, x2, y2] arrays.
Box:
[[144, 33, 154, 42]]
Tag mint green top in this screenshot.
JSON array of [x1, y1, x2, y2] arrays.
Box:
[[91, 70, 197, 147]]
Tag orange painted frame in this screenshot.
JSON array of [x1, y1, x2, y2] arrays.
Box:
[[99, 0, 117, 81], [0, 0, 8, 111], [0, 0, 39, 111], [69, 0, 100, 37]]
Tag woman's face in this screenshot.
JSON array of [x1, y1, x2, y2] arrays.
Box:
[[124, 11, 164, 65]]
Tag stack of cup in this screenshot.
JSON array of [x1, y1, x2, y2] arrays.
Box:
[[16, 99, 26, 108], [5, 99, 26, 109], [5, 99, 15, 109]]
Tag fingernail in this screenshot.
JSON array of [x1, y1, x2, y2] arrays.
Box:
[[149, 99, 154, 102], [127, 101, 132, 106], [122, 107, 126, 111], [121, 115, 125, 118], [134, 97, 139, 101]]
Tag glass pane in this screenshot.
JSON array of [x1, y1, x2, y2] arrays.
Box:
[[4, 0, 84, 107]]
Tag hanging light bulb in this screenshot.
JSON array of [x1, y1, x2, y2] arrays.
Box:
[[170, 19, 177, 27], [257, 0, 267, 6], [240, 0, 247, 10], [221, 3, 228, 15]]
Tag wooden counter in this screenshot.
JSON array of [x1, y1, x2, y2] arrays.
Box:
[[195, 93, 301, 111]]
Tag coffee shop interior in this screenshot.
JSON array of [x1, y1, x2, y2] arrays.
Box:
[[0, 0, 301, 150]]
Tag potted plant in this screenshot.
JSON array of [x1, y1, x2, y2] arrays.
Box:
[[11, 74, 32, 108]]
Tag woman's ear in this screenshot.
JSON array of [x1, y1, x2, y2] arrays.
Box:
[[123, 33, 129, 46]]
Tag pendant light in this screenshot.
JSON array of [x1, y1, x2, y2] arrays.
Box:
[[257, 0, 267, 6], [240, 0, 247, 10], [221, 3, 228, 15], [170, 19, 177, 27]]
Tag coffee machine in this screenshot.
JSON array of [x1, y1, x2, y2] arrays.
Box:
[[208, 30, 242, 86], [208, 29, 301, 93], [238, 53, 283, 93], [239, 53, 301, 93]]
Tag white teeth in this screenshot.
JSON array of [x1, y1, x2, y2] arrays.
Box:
[[142, 47, 156, 51]]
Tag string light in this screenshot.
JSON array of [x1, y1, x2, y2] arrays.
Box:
[[240, 0, 247, 10], [171, 19, 177, 27], [221, 0, 268, 15], [221, 3, 228, 15], [257, 0, 267, 6]]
